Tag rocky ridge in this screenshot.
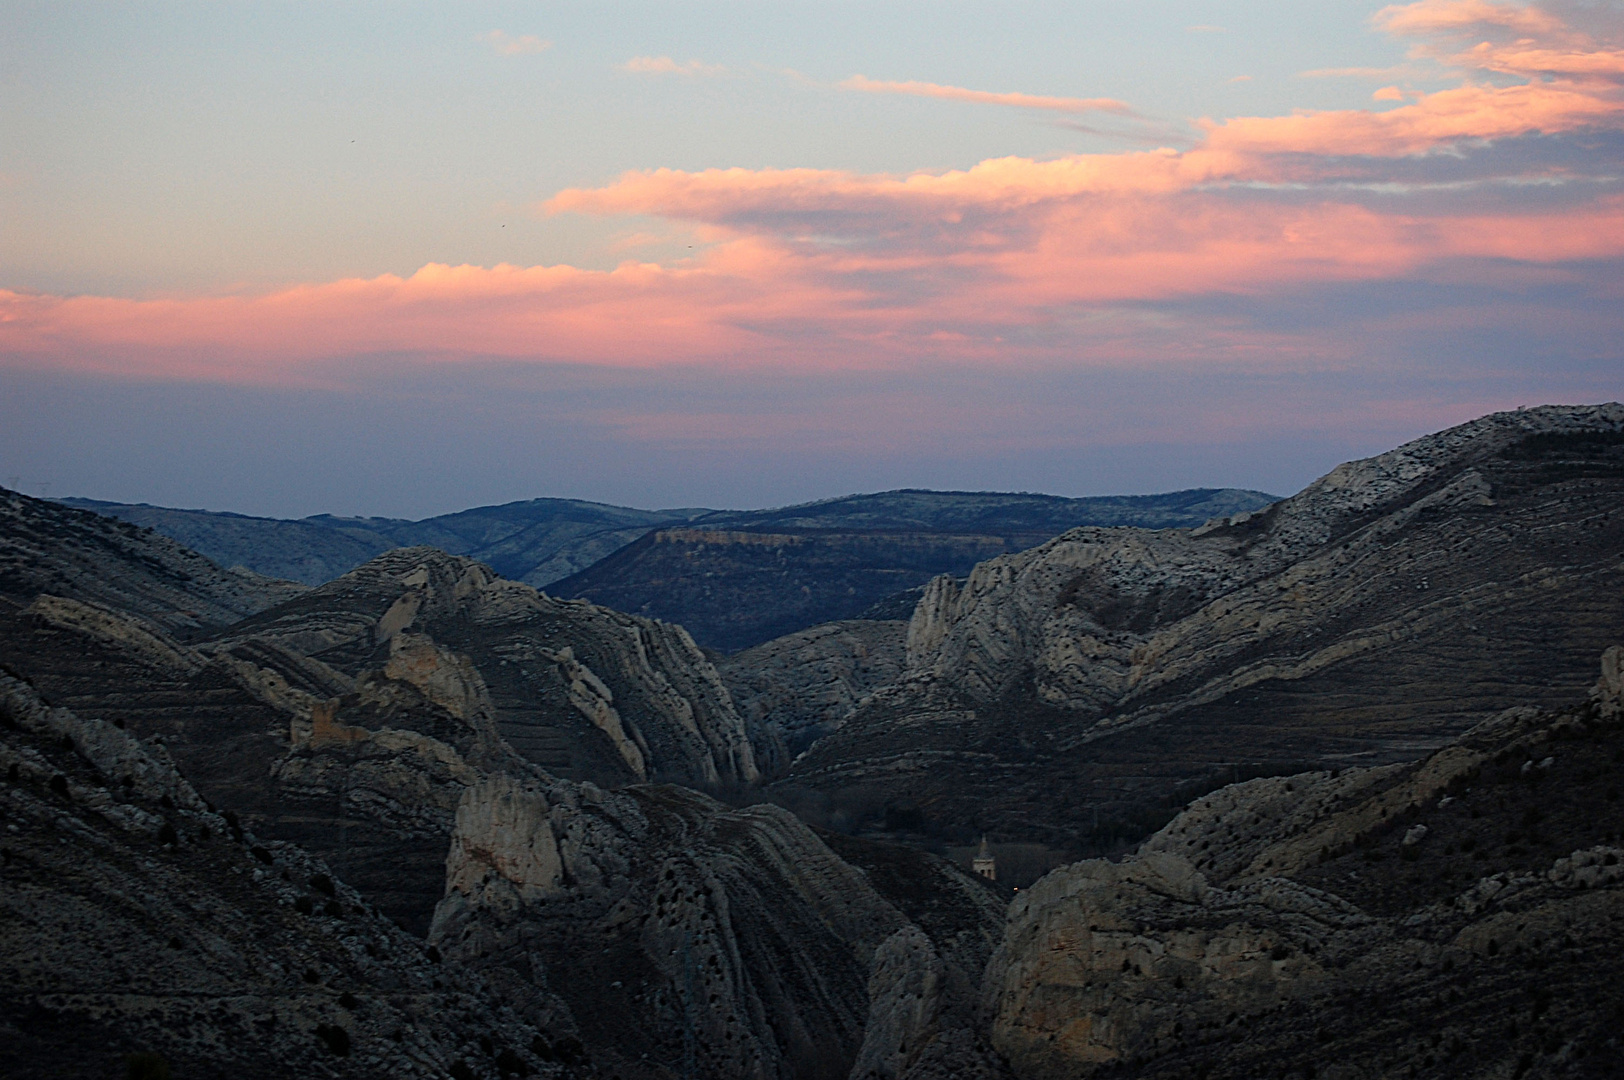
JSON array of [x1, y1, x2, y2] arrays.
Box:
[[787, 404, 1624, 844], [0, 671, 583, 1080], [983, 647, 1624, 1079]]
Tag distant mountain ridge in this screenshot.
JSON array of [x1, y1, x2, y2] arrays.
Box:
[[59, 488, 1279, 640], [57, 496, 709, 588]]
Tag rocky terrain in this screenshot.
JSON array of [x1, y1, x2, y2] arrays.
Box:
[[551, 491, 1278, 652], [3, 487, 305, 634], [0, 670, 582, 1080], [718, 621, 908, 764], [983, 646, 1624, 1079], [0, 485, 1016, 1079], [785, 404, 1624, 847], [8, 406, 1624, 1080], [62, 496, 706, 589], [65, 489, 1276, 646]]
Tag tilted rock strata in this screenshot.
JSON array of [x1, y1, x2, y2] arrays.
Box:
[[719, 619, 908, 768], [985, 649, 1624, 1079], [1, 487, 304, 634], [0, 673, 582, 1080], [431, 778, 1008, 1080], [790, 404, 1624, 842]]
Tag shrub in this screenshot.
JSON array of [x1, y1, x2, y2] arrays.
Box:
[[450, 1060, 476, 1080], [48, 774, 68, 797], [125, 1052, 170, 1080], [315, 1023, 351, 1057], [495, 1047, 530, 1077], [310, 873, 335, 896], [157, 822, 178, 846], [294, 896, 314, 916]]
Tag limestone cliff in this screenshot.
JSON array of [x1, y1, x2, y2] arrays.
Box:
[[0, 672, 582, 1080], [984, 648, 1624, 1079], [720, 619, 908, 768], [789, 404, 1624, 844], [429, 777, 1008, 1080]]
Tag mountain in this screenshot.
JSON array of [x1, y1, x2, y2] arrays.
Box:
[[61, 489, 1278, 649], [779, 404, 1624, 850], [984, 648, 1624, 1079], [58, 496, 707, 588], [0, 485, 1011, 1078], [0, 672, 579, 1080], [2, 487, 304, 634], [550, 489, 1279, 652]]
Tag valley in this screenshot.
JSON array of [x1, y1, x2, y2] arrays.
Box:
[[4, 403, 1622, 1080]]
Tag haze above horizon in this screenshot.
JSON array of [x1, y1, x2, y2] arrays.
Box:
[[3, 1, 1621, 519]]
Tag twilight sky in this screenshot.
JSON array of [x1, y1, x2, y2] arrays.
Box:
[[2, 0, 1621, 518]]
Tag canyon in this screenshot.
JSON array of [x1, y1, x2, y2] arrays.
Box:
[[4, 403, 1622, 1079]]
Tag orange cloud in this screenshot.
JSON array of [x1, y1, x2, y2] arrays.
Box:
[[5, 0, 1623, 383], [479, 31, 552, 56], [839, 75, 1131, 115], [621, 56, 725, 76]]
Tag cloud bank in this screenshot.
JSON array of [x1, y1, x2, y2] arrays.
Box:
[[4, 1, 1622, 386]]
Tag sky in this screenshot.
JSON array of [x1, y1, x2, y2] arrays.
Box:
[[2, 0, 1621, 519]]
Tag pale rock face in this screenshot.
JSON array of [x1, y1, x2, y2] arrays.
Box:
[[720, 619, 908, 766], [850, 926, 946, 1080], [542, 644, 648, 780], [984, 655, 1624, 1079], [1596, 645, 1624, 719], [429, 778, 1006, 1080], [25, 595, 204, 678], [443, 775, 564, 909], [894, 403, 1624, 732]]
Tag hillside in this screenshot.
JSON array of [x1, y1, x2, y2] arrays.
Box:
[[61, 496, 703, 588], [781, 404, 1624, 850], [985, 648, 1624, 1079], [551, 489, 1279, 651]]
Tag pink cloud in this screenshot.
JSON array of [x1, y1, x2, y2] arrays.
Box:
[[478, 31, 552, 56], [4, 0, 1623, 383], [839, 75, 1131, 115], [621, 56, 725, 76]]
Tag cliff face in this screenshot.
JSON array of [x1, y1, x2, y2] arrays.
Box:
[[216, 547, 759, 789], [719, 619, 908, 769], [0, 510, 761, 932], [428, 776, 1009, 1080], [983, 648, 1624, 1080], [788, 405, 1624, 844], [0, 673, 581, 1080]]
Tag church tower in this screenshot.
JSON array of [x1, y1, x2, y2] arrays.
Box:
[[972, 835, 997, 881]]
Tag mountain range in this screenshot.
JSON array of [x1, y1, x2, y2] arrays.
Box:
[[63, 488, 1278, 652], [5, 402, 1622, 1080]]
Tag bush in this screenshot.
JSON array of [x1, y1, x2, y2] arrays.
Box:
[[157, 822, 178, 846], [125, 1052, 170, 1080], [310, 873, 335, 896], [294, 896, 314, 916], [495, 1046, 530, 1077], [315, 1022, 351, 1057]]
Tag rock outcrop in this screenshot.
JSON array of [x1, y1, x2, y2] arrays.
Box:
[[984, 648, 1624, 1079], [789, 404, 1624, 845], [1, 486, 304, 634], [0, 672, 581, 1080], [429, 778, 1009, 1080], [719, 619, 908, 768]]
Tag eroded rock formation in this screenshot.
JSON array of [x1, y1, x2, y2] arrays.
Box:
[[984, 648, 1624, 1079], [789, 404, 1624, 844]]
